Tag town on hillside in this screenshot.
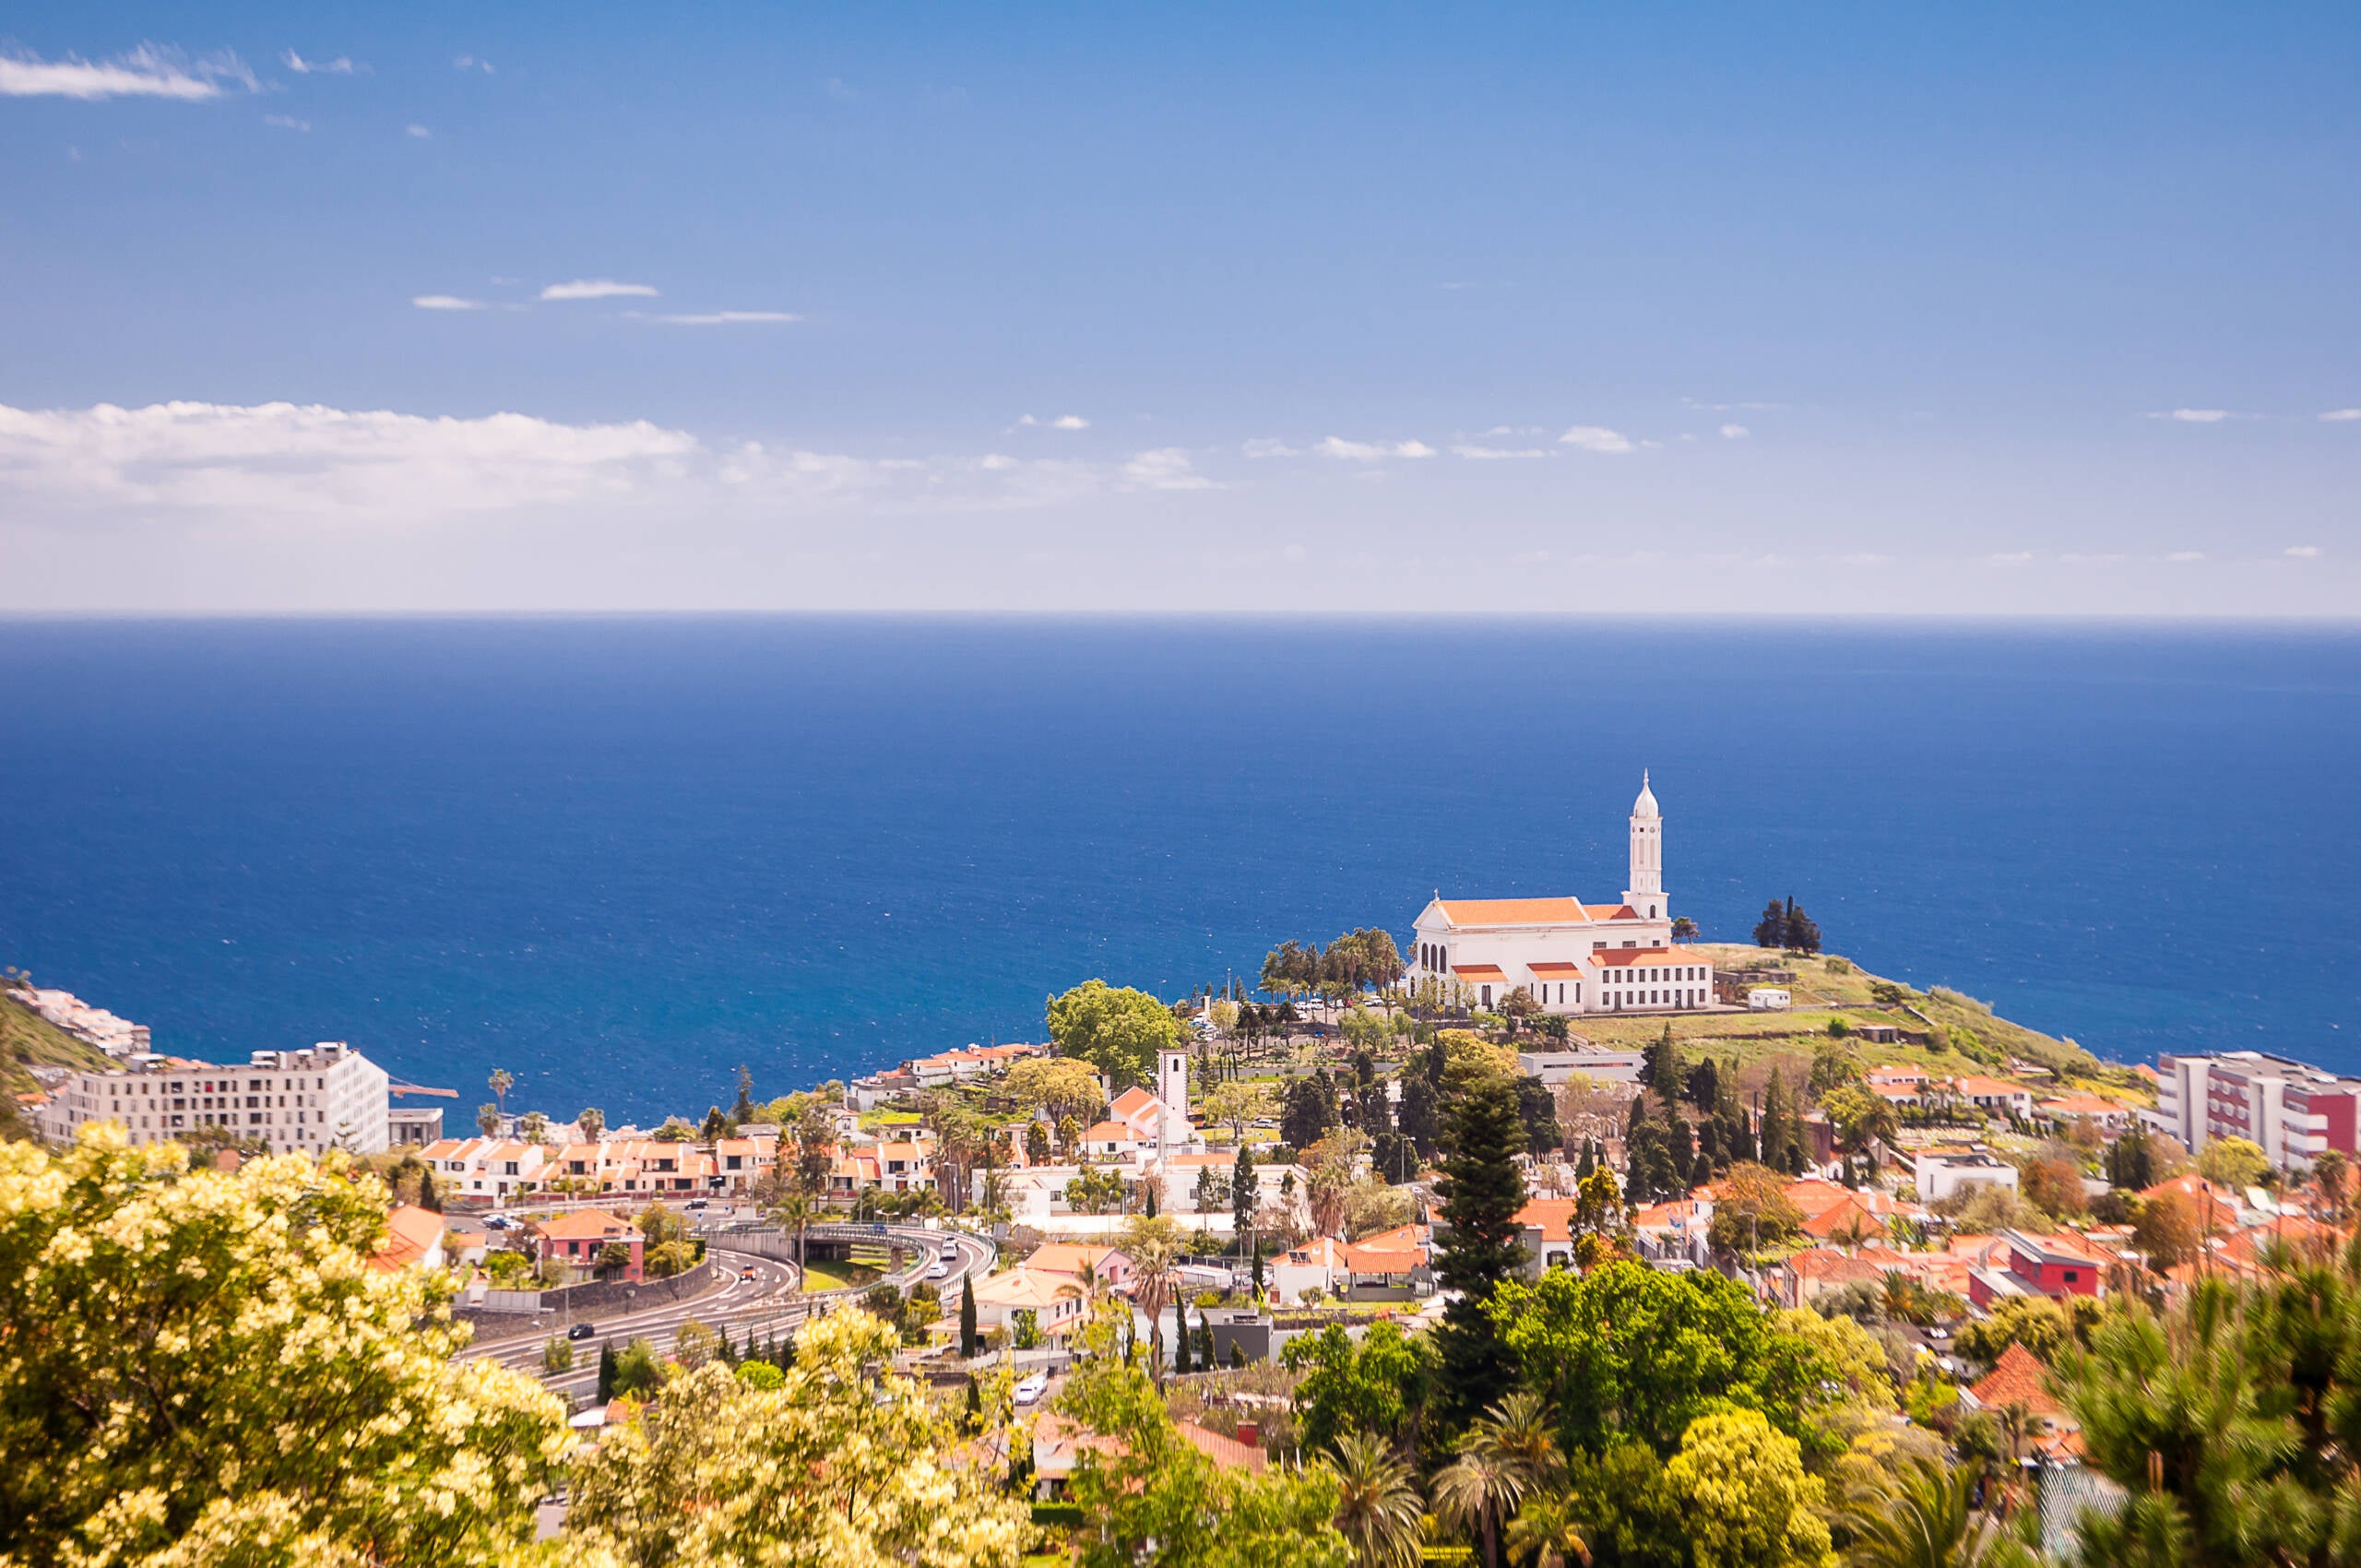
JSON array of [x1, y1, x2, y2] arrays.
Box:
[[9, 778, 2361, 1564]]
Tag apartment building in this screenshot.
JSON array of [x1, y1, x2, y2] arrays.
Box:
[[2152, 1051, 2361, 1170], [37, 1040, 390, 1153]]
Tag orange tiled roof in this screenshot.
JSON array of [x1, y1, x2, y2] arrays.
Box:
[[1529, 961, 1584, 975], [537, 1208, 637, 1240], [1594, 947, 1684, 968], [1514, 1197, 1580, 1242], [1178, 1420, 1267, 1471], [1968, 1343, 2062, 1419], [1452, 965, 1509, 981], [1433, 897, 1636, 926], [369, 1204, 446, 1272]]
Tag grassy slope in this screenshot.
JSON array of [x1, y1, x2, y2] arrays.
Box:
[[1567, 944, 2142, 1098], [0, 988, 116, 1100]]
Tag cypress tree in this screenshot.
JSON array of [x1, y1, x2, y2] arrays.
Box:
[[959, 1273, 979, 1359], [1250, 1235, 1264, 1295], [418, 1168, 441, 1211], [1196, 1318, 1216, 1369], [596, 1342, 617, 1404], [1575, 1139, 1596, 1180], [1691, 1148, 1714, 1191], [1175, 1308, 1192, 1373], [1761, 1069, 1794, 1172], [1231, 1144, 1257, 1245], [1431, 1076, 1530, 1431], [963, 1375, 983, 1432], [1228, 1340, 1248, 1370]]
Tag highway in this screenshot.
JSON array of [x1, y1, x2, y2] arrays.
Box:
[[453, 1223, 997, 1403]]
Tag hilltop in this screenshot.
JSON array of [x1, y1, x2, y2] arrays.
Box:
[[1564, 944, 2132, 1095], [0, 985, 117, 1102]]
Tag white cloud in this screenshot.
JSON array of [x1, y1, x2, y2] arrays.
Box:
[[1558, 425, 1634, 454], [405, 124, 432, 138], [644, 310, 801, 326], [453, 54, 494, 73], [1121, 448, 1214, 491], [0, 44, 255, 101], [825, 77, 857, 100], [0, 399, 700, 517], [1833, 552, 1893, 565], [262, 113, 310, 131], [1681, 397, 1785, 412], [2149, 408, 2231, 423], [1987, 552, 2034, 565], [540, 279, 658, 301], [1718, 423, 1750, 440], [1316, 437, 1434, 460], [1016, 414, 1090, 430], [2165, 550, 2207, 563], [281, 50, 355, 75], [411, 294, 485, 311], [1450, 444, 1546, 459], [1482, 425, 1544, 437], [1241, 438, 1300, 458], [2320, 409, 2361, 422], [2284, 545, 2322, 558]]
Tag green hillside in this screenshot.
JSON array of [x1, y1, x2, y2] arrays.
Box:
[[0, 983, 117, 1101]]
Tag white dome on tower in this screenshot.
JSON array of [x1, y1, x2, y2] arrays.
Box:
[[1631, 769, 1660, 819]]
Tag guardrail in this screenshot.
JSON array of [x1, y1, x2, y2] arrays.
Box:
[[699, 1222, 995, 1296]]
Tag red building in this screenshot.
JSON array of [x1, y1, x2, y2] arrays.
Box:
[[1966, 1227, 2110, 1306], [531, 1208, 645, 1282]]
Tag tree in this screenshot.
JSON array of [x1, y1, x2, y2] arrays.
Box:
[[1325, 1432, 1425, 1568], [1058, 1355, 1350, 1567], [1122, 1213, 1187, 1385], [1203, 1080, 1273, 1143], [2198, 1134, 2269, 1192], [1752, 899, 1789, 950], [1432, 1077, 1530, 1430], [1047, 980, 1183, 1088], [476, 1101, 501, 1135], [1396, 1071, 1442, 1155], [1671, 915, 1700, 941], [1662, 1409, 1833, 1568], [1516, 1075, 1564, 1158], [2021, 1154, 2089, 1219], [1284, 1320, 1434, 1455], [1026, 1121, 1052, 1166], [566, 1312, 1028, 1566], [1005, 1056, 1110, 1127], [2131, 1188, 2201, 1269], [1783, 898, 1821, 956], [1953, 1295, 2087, 1367], [2313, 1147, 2350, 1223], [597, 1341, 619, 1402], [730, 1063, 756, 1126], [960, 1272, 979, 1359], [0, 1127, 569, 1567], [1642, 1025, 1681, 1104], [577, 1105, 606, 1141], [1832, 1453, 2034, 1568], [489, 1066, 514, 1118], [1232, 1142, 1259, 1240], [544, 1334, 575, 1373]]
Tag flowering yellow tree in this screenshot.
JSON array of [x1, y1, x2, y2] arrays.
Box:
[[0, 1125, 570, 1568], [564, 1309, 1027, 1568], [1662, 1409, 1833, 1568]]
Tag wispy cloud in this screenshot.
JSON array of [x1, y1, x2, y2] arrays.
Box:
[[2148, 408, 2233, 423], [1718, 423, 1750, 440], [1316, 437, 1434, 460], [1558, 425, 1633, 454], [281, 49, 355, 76], [1987, 552, 2035, 566], [1121, 448, 1214, 491], [2165, 551, 2207, 563], [453, 54, 494, 74], [540, 279, 658, 302], [262, 113, 310, 132], [0, 44, 255, 101], [1681, 397, 1785, 412], [1017, 414, 1090, 431], [824, 77, 857, 101], [1242, 438, 1299, 458], [644, 310, 801, 326], [405, 124, 432, 139], [411, 294, 485, 311], [1450, 444, 1546, 459], [2285, 545, 2323, 558], [2321, 409, 2361, 423]]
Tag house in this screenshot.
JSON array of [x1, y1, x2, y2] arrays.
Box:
[[1076, 1121, 1143, 1160], [531, 1209, 646, 1282], [420, 1137, 554, 1203], [1029, 1412, 1264, 1499], [1915, 1146, 2021, 1203], [970, 1265, 1089, 1340], [1959, 1343, 2081, 1457], [1513, 1198, 1582, 1277], [1965, 1228, 2113, 1306], [1340, 1223, 1432, 1290], [1773, 1247, 1892, 1309], [1949, 1076, 2036, 1121], [2036, 1095, 2135, 1134], [370, 1204, 449, 1272], [1022, 1242, 1134, 1290]]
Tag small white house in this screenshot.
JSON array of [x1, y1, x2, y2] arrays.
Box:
[[1748, 988, 1792, 1011], [1915, 1146, 2022, 1203]]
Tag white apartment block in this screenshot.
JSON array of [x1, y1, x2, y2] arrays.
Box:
[[39, 1040, 391, 1154]]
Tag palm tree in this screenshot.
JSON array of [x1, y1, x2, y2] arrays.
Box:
[[1437, 1393, 1561, 1568], [1503, 1491, 1590, 1568], [1121, 1213, 1185, 1384], [488, 1068, 514, 1121], [1833, 1454, 2034, 1568], [771, 1188, 821, 1282], [1325, 1433, 1425, 1568]]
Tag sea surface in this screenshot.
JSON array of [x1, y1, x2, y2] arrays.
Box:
[[2, 618, 2355, 1123]]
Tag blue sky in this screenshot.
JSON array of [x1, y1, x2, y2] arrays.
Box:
[[3, 3, 2356, 612]]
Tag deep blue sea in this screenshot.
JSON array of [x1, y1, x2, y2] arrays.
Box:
[[2, 618, 2355, 1123]]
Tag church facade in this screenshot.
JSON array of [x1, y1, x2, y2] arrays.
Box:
[[1407, 772, 1717, 1016]]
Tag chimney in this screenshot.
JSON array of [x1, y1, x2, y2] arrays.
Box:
[[1234, 1421, 1260, 1447]]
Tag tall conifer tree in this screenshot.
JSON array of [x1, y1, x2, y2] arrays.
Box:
[[1432, 1076, 1530, 1431]]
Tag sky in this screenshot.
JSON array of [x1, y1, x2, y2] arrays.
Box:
[[2, 3, 2356, 614]]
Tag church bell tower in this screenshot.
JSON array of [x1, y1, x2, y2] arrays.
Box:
[[1623, 769, 1666, 922]]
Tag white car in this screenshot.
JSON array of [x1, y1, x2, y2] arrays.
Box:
[[926, 1260, 951, 1279], [940, 1241, 960, 1259], [1014, 1372, 1049, 1406]]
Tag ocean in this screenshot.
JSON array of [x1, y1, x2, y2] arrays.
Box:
[[2, 617, 2355, 1124]]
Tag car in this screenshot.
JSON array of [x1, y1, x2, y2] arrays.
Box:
[[740, 1265, 758, 1281], [926, 1260, 951, 1279], [1014, 1372, 1049, 1406], [940, 1241, 960, 1259], [566, 1323, 595, 1341], [484, 1216, 513, 1230], [1924, 1326, 1951, 1341], [684, 1198, 709, 1210]]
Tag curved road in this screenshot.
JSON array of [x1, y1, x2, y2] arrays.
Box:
[[455, 1227, 997, 1401]]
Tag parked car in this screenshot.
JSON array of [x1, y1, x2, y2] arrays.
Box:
[[566, 1323, 595, 1341], [1014, 1372, 1049, 1406]]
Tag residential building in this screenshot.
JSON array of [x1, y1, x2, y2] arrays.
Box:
[[6, 986, 150, 1055], [970, 1264, 1089, 1339], [419, 1136, 554, 1202], [1516, 1049, 1647, 1086], [1914, 1146, 2021, 1203], [37, 1039, 390, 1153], [1966, 1228, 2114, 1306], [387, 1106, 445, 1146], [1948, 1075, 2036, 1121], [369, 1204, 449, 1272], [531, 1209, 645, 1282], [2151, 1051, 2361, 1170], [1407, 774, 1716, 1016]]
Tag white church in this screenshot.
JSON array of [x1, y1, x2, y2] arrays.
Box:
[[1408, 772, 1718, 1016]]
